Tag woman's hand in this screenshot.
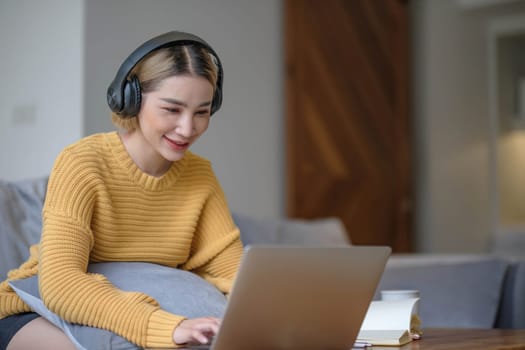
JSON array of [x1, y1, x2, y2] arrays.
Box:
[[172, 317, 221, 345]]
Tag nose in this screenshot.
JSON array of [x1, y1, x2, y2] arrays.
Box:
[[175, 113, 194, 138]]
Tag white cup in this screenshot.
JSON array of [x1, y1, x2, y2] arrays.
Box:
[[380, 289, 420, 314], [380, 289, 419, 301]]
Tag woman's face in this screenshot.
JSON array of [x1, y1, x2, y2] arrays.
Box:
[[135, 74, 214, 172]]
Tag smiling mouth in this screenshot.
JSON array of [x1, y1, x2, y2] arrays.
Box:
[[164, 136, 190, 150]]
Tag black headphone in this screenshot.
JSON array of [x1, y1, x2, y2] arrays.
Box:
[[107, 31, 224, 118]]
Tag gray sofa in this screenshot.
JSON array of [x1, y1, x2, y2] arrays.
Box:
[[1, 176, 524, 330]]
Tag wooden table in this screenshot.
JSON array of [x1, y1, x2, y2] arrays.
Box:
[[158, 328, 525, 350], [383, 328, 525, 350]]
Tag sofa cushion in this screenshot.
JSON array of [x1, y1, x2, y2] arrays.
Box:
[[376, 257, 508, 328], [496, 260, 525, 329], [9, 262, 227, 350], [233, 212, 349, 246], [0, 177, 47, 280]]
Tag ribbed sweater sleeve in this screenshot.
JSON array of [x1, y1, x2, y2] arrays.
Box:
[[0, 245, 39, 319], [181, 171, 243, 292]]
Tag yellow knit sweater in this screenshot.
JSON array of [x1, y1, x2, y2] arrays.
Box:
[[0, 132, 243, 348]]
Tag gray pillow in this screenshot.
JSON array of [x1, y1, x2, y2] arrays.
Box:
[[375, 258, 508, 328], [233, 211, 349, 246], [0, 177, 47, 280], [233, 211, 280, 245], [275, 217, 349, 246], [9, 262, 227, 350]]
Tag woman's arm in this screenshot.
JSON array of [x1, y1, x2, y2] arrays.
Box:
[[181, 167, 243, 294]]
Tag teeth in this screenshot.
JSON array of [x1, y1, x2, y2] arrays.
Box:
[[165, 136, 188, 146]]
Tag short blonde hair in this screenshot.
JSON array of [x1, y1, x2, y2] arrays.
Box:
[[111, 44, 219, 131]]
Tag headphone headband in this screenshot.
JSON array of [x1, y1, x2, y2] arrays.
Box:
[[107, 31, 224, 118]]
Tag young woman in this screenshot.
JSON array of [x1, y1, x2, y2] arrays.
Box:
[[0, 31, 243, 349]]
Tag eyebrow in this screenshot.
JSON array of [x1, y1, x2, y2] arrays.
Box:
[[160, 97, 212, 108]]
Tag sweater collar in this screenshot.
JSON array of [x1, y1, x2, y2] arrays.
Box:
[[106, 131, 189, 191]]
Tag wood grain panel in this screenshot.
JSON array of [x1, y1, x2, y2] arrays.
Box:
[[286, 0, 412, 251]]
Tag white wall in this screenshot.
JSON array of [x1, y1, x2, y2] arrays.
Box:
[[83, 0, 284, 219], [0, 0, 83, 181], [412, 0, 525, 252]]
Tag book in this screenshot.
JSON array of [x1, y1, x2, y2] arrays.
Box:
[[356, 298, 421, 346], [356, 329, 412, 346]]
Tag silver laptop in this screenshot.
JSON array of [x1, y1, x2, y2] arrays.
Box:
[[190, 245, 391, 350]]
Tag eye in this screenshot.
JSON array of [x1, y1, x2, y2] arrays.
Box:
[[195, 110, 210, 117], [163, 107, 181, 114]]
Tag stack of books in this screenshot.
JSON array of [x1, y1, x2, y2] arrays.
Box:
[[356, 298, 422, 346]]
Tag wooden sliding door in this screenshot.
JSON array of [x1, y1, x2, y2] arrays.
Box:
[[285, 0, 412, 251]]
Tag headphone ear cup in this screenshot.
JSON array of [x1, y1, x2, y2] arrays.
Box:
[[121, 75, 142, 118], [211, 87, 222, 115]]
